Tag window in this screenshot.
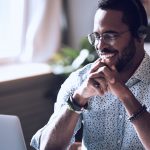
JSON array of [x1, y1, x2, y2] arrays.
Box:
[[0, 0, 24, 61], [0, 0, 62, 64]]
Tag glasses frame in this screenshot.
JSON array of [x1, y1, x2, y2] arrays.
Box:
[[88, 30, 129, 46]]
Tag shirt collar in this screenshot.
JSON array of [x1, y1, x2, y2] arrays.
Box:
[[126, 52, 150, 87]]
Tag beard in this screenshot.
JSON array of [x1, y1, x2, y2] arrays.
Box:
[[115, 38, 136, 72], [97, 38, 136, 72]]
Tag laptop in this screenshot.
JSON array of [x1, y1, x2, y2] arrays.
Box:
[[0, 115, 27, 150]]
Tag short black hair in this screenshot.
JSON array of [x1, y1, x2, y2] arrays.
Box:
[[97, 0, 148, 38]]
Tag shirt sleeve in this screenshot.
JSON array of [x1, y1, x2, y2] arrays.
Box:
[[30, 68, 87, 150]]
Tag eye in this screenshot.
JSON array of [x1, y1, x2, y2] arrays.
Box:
[[103, 33, 119, 40]]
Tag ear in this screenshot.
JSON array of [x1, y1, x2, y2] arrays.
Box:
[[137, 25, 147, 40], [136, 36, 144, 43], [134, 36, 144, 49]]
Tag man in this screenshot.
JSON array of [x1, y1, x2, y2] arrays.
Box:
[[31, 0, 150, 149]]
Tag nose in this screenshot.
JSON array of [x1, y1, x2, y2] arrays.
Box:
[[95, 38, 107, 50]]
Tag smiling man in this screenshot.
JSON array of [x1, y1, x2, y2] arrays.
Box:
[[31, 0, 150, 150], [92, 9, 138, 72]]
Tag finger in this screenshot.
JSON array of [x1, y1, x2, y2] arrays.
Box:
[[90, 59, 101, 73], [92, 78, 108, 95], [95, 77, 108, 93], [92, 79, 100, 88], [101, 66, 116, 84], [89, 66, 105, 79], [90, 59, 106, 73], [89, 79, 104, 95], [111, 65, 117, 72], [89, 78, 107, 96]]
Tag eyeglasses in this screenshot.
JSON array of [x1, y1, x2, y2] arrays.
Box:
[[88, 30, 129, 46]]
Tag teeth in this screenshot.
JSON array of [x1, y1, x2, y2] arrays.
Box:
[[100, 53, 115, 58]]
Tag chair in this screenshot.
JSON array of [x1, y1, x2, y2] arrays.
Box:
[[0, 114, 27, 150]]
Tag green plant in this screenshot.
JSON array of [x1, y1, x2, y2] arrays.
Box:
[[49, 37, 98, 75]]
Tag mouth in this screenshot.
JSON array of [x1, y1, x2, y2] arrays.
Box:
[[98, 50, 118, 61], [100, 52, 116, 59], [96, 48, 118, 59]]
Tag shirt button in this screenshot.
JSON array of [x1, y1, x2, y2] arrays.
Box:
[[117, 140, 121, 144], [119, 115, 123, 119]]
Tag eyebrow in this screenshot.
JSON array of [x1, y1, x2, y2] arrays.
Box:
[[93, 30, 119, 35], [103, 30, 119, 34]]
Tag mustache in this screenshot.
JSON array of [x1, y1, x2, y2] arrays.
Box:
[[100, 48, 116, 53], [96, 48, 117, 57]]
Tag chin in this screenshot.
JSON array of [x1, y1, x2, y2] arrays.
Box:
[[102, 59, 117, 68]]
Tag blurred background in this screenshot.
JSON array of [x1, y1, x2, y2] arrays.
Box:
[[0, 0, 150, 150]]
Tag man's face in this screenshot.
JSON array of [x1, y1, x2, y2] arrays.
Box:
[[93, 9, 137, 72]]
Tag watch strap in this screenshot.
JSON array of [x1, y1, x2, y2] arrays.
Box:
[[67, 96, 88, 114]]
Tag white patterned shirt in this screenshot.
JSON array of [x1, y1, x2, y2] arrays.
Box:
[[31, 52, 150, 150]]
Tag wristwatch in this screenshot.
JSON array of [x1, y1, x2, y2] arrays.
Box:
[[66, 96, 88, 114]]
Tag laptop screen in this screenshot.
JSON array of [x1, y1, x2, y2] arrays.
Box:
[[0, 115, 27, 150]]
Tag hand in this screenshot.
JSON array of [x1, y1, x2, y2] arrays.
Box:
[[91, 64, 131, 101], [89, 63, 109, 96], [73, 59, 108, 105], [73, 59, 131, 105]]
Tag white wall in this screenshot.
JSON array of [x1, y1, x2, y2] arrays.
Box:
[[67, 0, 98, 49]]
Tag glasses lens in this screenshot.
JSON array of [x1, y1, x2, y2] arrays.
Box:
[[103, 33, 116, 40], [88, 32, 120, 46], [103, 33, 118, 45]]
